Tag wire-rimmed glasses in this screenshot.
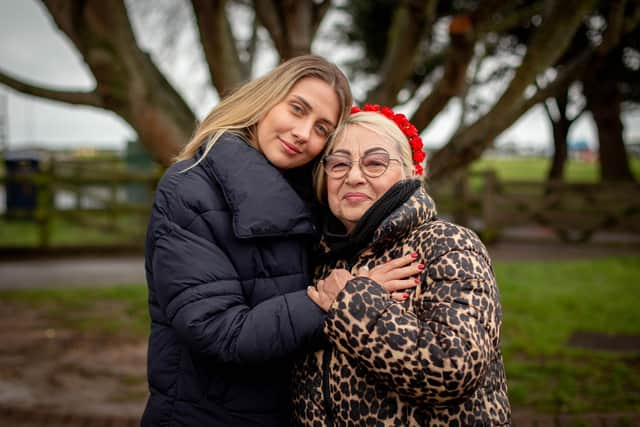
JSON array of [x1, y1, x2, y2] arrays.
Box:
[[322, 150, 402, 179]]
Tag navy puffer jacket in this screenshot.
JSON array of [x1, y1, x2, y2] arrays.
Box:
[[141, 134, 325, 427]]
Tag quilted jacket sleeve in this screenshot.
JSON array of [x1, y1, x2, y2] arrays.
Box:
[[151, 217, 325, 365], [324, 224, 498, 404]]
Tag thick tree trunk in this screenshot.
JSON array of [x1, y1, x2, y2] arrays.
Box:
[[39, 0, 195, 165], [583, 55, 635, 182]]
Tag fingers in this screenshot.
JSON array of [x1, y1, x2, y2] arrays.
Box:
[[385, 253, 419, 269], [383, 278, 420, 292], [391, 291, 412, 301]]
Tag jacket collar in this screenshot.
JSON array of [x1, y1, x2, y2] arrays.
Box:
[[201, 134, 315, 238], [316, 181, 437, 259], [369, 186, 437, 251]]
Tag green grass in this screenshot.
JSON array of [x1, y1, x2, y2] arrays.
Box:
[[0, 285, 149, 337], [471, 156, 640, 182], [1, 256, 638, 413], [496, 256, 640, 413], [0, 215, 146, 247]]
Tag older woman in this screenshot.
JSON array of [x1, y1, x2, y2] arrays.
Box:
[[292, 105, 511, 426]]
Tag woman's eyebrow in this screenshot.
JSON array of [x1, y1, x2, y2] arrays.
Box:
[[331, 149, 351, 156], [363, 147, 389, 155]]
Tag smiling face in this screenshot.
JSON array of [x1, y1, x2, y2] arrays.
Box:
[[326, 124, 408, 233], [256, 77, 340, 170]]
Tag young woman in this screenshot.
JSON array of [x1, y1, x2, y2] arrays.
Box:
[[292, 106, 511, 426], [141, 55, 353, 427]]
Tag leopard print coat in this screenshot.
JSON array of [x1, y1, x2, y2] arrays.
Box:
[[292, 186, 511, 426]]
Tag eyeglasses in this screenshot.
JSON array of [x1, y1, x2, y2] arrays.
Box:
[[322, 151, 402, 179]]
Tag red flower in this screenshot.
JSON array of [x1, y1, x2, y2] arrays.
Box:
[[350, 104, 425, 175]]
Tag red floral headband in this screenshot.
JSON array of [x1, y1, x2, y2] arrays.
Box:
[[350, 104, 426, 176]]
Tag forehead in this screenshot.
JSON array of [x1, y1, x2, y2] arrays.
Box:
[[332, 124, 399, 155]]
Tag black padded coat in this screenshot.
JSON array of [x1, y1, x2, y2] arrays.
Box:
[[141, 134, 325, 426]]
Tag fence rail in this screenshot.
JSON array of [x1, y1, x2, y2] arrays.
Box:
[[2, 163, 639, 250], [430, 170, 640, 243], [1, 157, 161, 249]]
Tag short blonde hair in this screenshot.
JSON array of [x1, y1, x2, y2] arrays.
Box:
[[313, 111, 416, 203], [176, 55, 353, 164]]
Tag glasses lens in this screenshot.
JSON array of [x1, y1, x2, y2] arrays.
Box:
[[324, 155, 352, 177], [361, 152, 390, 177]]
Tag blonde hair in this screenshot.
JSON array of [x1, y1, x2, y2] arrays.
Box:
[[175, 55, 352, 166], [313, 111, 417, 203]]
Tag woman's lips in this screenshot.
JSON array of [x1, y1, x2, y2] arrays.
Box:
[[343, 192, 370, 203], [279, 138, 301, 155]]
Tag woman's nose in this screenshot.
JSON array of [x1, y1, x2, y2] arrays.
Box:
[[344, 159, 365, 184], [291, 119, 313, 142]]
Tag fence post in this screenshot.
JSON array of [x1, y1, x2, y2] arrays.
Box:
[[481, 169, 500, 243], [36, 158, 54, 248]]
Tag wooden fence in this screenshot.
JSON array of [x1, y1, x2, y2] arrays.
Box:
[[430, 170, 640, 243], [1, 157, 161, 249], [2, 161, 639, 250]]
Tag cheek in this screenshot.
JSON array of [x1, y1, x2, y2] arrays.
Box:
[[326, 181, 341, 211], [308, 137, 328, 157]]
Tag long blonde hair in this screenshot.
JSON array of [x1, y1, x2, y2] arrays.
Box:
[[313, 111, 417, 203], [175, 55, 352, 164]]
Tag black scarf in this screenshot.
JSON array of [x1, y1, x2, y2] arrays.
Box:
[[317, 179, 421, 265]]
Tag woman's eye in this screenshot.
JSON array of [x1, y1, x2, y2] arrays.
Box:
[[290, 103, 303, 114], [315, 124, 329, 136], [331, 161, 350, 170]]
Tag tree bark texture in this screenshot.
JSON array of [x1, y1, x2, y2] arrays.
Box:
[[583, 50, 635, 182]]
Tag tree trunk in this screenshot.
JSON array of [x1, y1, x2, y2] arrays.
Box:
[[583, 54, 635, 182], [548, 120, 569, 181], [545, 89, 570, 182], [40, 0, 195, 165]]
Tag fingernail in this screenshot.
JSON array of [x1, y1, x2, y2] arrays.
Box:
[[418, 264, 424, 270], [414, 278, 420, 284], [402, 293, 410, 299], [411, 252, 418, 258]]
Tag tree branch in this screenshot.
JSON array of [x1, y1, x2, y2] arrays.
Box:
[[191, 0, 246, 95], [365, 0, 436, 105], [255, 0, 316, 59], [427, 0, 596, 180], [0, 69, 102, 107], [410, 18, 475, 131]]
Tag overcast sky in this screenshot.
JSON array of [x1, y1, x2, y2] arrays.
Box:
[[0, 0, 638, 154]]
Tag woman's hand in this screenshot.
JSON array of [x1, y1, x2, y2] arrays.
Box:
[[360, 253, 423, 301], [307, 269, 353, 312], [308, 254, 424, 310]]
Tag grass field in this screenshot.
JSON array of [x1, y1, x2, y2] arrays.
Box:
[[1, 256, 638, 413], [471, 156, 640, 182]]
